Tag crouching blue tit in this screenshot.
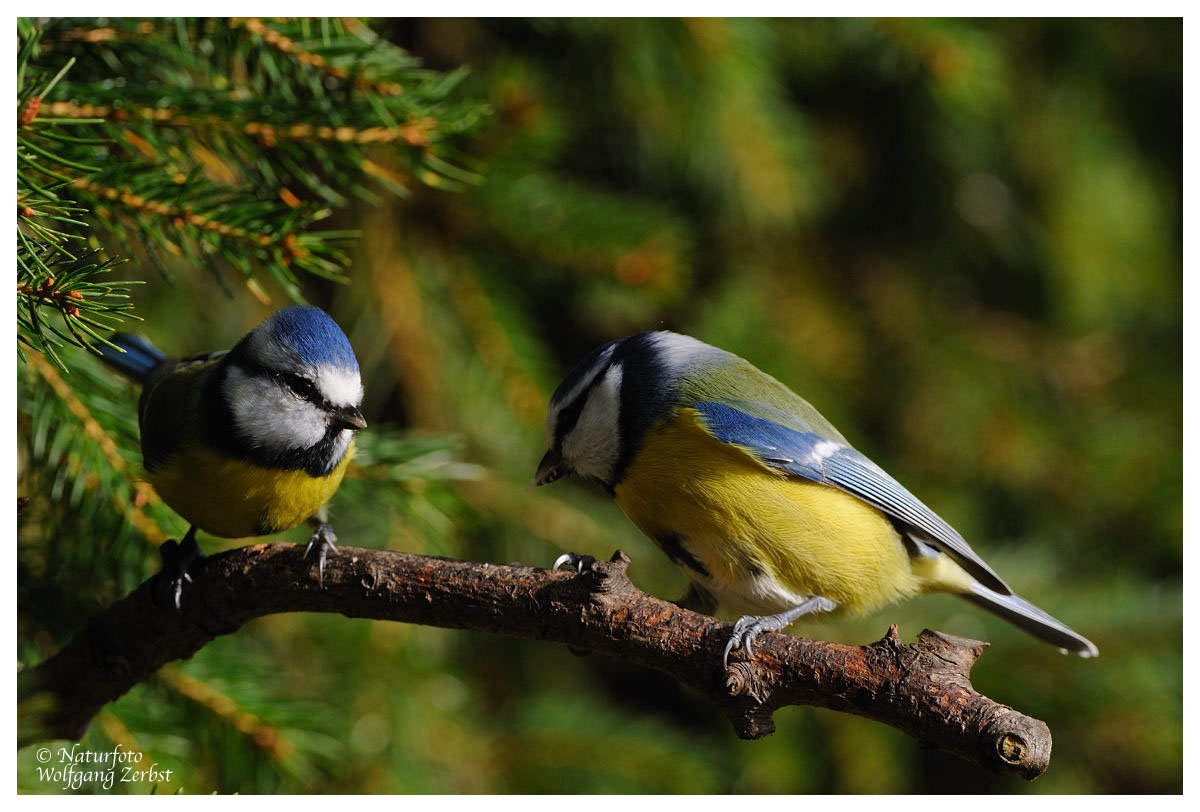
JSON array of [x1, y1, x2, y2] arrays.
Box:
[[534, 331, 1097, 663], [100, 306, 367, 606]]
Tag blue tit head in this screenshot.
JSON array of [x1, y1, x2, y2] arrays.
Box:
[[535, 331, 722, 491], [224, 306, 367, 474]]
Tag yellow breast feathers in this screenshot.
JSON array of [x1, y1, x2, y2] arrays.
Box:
[[146, 441, 354, 539], [614, 408, 943, 617]]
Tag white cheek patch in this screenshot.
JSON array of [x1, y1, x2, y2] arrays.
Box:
[[225, 366, 328, 453], [315, 364, 363, 408], [562, 362, 623, 483], [326, 428, 353, 464]]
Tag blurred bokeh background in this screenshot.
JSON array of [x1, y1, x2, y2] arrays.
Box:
[[18, 18, 1180, 793]]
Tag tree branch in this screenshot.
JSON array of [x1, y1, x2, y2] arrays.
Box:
[[19, 544, 1052, 779]]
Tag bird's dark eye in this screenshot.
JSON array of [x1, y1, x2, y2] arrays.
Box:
[[278, 372, 316, 401]]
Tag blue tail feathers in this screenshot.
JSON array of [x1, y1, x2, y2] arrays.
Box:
[[99, 333, 166, 382], [963, 582, 1099, 657]]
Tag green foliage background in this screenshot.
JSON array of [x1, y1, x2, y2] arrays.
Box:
[[17, 18, 1180, 793]]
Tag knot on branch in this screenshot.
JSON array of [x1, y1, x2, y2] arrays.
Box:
[[912, 628, 989, 672], [719, 645, 785, 741], [982, 707, 1053, 779], [536, 550, 637, 626], [724, 661, 771, 703], [723, 696, 778, 740], [575, 550, 635, 601], [869, 625, 988, 679]]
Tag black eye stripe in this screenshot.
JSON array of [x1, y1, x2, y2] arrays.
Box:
[[230, 353, 340, 412], [282, 372, 315, 396], [270, 370, 331, 408], [554, 395, 588, 446], [553, 359, 620, 448]]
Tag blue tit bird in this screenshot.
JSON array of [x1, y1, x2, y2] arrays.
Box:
[[534, 331, 1097, 662], [99, 306, 367, 605]]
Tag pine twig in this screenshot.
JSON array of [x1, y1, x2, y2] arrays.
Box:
[[26, 352, 166, 545], [156, 665, 293, 760], [229, 17, 406, 96], [42, 101, 436, 147], [18, 545, 1053, 779], [72, 178, 274, 246]]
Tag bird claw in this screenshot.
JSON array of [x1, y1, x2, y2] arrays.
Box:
[[723, 616, 770, 666], [156, 529, 204, 611], [722, 596, 838, 667], [552, 552, 596, 573], [305, 523, 339, 585]]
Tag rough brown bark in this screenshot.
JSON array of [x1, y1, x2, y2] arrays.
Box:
[[19, 544, 1052, 779]]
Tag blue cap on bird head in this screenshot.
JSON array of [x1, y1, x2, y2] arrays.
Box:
[[264, 306, 359, 370]]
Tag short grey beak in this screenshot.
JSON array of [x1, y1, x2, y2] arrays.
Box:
[[534, 448, 567, 486], [332, 406, 368, 431]]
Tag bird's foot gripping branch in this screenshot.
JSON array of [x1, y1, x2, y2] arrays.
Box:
[[19, 544, 1051, 780]]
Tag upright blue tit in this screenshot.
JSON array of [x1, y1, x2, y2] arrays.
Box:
[[100, 306, 367, 605], [534, 331, 1097, 661]]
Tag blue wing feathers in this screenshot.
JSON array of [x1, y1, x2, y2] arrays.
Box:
[[692, 400, 824, 478], [98, 333, 167, 382], [691, 401, 1012, 595]]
